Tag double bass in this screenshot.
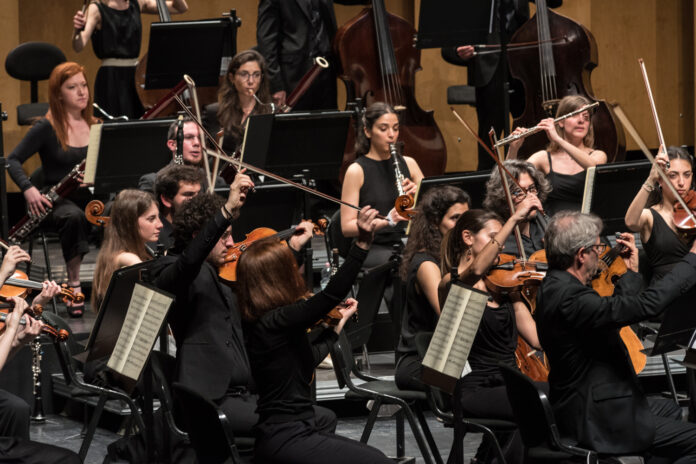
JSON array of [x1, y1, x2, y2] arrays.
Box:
[[333, 0, 447, 179], [507, 0, 625, 162]]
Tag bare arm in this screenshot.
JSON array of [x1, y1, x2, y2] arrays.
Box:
[[139, 0, 188, 14], [416, 260, 442, 317], [513, 298, 541, 350], [539, 118, 607, 169], [72, 3, 100, 52]]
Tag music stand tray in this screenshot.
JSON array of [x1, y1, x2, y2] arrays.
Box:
[[89, 119, 175, 195], [241, 111, 351, 181], [645, 286, 696, 357], [416, 0, 494, 49]]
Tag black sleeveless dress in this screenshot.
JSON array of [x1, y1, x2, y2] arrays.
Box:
[[544, 151, 587, 216], [92, 0, 144, 118], [643, 208, 691, 283]]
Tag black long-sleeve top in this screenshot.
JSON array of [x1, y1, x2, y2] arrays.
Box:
[[7, 119, 87, 191], [244, 243, 368, 424]]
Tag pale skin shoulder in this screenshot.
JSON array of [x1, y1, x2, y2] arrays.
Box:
[[525, 150, 550, 174], [416, 260, 442, 316], [340, 162, 366, 238], [403, 156, 424, 185], [116, 251, 143, 268]]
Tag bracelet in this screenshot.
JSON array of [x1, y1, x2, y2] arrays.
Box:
[[642, 182, 655, 193], [221, 204, 234, 221], [490, 237, 504, 252]]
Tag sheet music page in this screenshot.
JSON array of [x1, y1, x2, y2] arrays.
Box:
[[83, 124, 103, 184], [107, 283, 173, 380], [581, 166, 596, 214], [422, 283, 487, 379]]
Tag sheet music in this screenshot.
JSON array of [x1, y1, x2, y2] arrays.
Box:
[[83, 123, 103, 184], [581, 166, 596, 214], [422, 283, 487, 380], [107, 283, 173, 380]]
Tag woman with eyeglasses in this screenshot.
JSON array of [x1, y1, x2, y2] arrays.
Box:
[[206, 50, 273, 154], [506, 95, 608, 216], [438, 203, 544, 464], [482, 160, 552, 257]]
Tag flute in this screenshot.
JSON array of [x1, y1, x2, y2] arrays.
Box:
[[494, 101, 600, 148]]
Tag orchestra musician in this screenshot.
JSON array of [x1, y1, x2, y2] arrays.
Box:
[[72, 0, 189, 119], [482, 159, 551, 257], [438, 204, 544, 464], [536, 211, 696, 460], [149, 175, 335, 438], [0, 250, 79, 464], [204, 50, 272, 154], [138, 117, 226, 193], [237, 206, 393, 464], [394, 186, 470, 391], [507, 95, 607, 215], [7, 62, 99, 318], [153, 164, 204, 250]]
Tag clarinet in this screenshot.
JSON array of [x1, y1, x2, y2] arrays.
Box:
[[9, 160, 86, 244], [31, 339, 45, 422], [174, 115, 184, 165], [389, 142, 415, 219], [390, 143, 406, 196]]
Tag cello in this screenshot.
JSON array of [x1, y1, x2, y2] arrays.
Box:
[[507, 0, 625, 162], [333, 0, 447, 179]]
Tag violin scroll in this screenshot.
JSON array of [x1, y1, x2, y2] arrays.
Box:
[[85, 200, 109, 227]]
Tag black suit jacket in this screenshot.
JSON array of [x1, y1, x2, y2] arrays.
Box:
[[151, 210, 251, 400], [534, 254, 696, 454]]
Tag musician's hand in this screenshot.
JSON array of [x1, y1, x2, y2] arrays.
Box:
[[334, 298, 358, 334], [456, 45, 475, 61], [73, 10, 86, 30], [355, 206, 380, 250], [538, 118, 561, 143], [402, 178, 417, 196], [23, 187, 52, 217], [508, 127, 528, 153], [32, 281, 61, 308], [649, 146, 669, 184], [0, 246, 31, 283], [616, 232, 639, 273], [288, 221, 314, 252], [5, 296, 28, 339], [15, 313, 42, 346], [272, 90, 287, 108], [225, 170, 254, 216], [512, 194, 543, 222]]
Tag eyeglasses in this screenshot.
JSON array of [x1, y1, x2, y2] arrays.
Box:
[[511, 185, 538, 200], [236, 71, 262, 81], [586, 243, 609, 255]]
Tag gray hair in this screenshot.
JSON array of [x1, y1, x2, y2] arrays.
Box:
[[483, 159, 551, 219], [545, 211, 603, 270]]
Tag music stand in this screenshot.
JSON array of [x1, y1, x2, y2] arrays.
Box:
[[145, 19, 234, 90], [645, 287, 696, 357], [416, 0, 494, 49], [241, 111, 351, 181], [416, 171, 491, 209], [87, 119, 175, 195]]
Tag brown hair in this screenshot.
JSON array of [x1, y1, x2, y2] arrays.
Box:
[[92, 189, 156, 311], [45, 62, 97, 151], [236, 238, 309, 322], [217, 50, 271, 143], [546, 95, 595, 153], [354, 102, 398, 157], [483, 160, 551, 219], [440, 209, 502, 274]]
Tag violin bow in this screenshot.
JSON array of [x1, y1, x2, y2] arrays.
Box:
[[638, 58, 696, 225], [183, 75, 214, 193], [172, 89, 384, 217]]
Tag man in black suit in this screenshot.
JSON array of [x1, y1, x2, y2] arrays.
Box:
[[256, 0, 366, 111], [442, 0, 561, 171], [151, 174, 335, 436], [152, 164, 203, 250], [535, 211, 696, 461]]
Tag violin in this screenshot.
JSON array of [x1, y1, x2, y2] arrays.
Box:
[[85, 200, 109, 227], [219, 220, 327, 283], [672, 189, 696, 237], [312, 305, 348, 329], [0, 270, 84, 305], [0, 302, 69, 341], [590, 241, 647, 374]]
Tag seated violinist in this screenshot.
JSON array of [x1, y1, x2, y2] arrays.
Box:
[[438, 201, 544, 464], [153, 165, 204, 250], [483, 159, 551, 257], [0, 248, 80, 463], [536, 211, 696, 460]]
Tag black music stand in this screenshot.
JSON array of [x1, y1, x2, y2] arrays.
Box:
[[87, 119, 175, 195], [415, 0, 494, 49], [645, 287, 696, 358], [145, 18, 236, 90], [416, 171, 492, 209]]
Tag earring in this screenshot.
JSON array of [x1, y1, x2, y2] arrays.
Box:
[[465, 248, 472, 260]]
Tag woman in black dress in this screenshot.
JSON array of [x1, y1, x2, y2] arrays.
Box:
[[72, 0, 188, 119], [7, 62, 98, 317], [237, 206, 392, 464]]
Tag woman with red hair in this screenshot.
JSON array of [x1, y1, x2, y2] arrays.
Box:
[[7, 61, 98, 317]]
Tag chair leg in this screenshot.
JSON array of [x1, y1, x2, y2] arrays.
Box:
[[79, 393, 108, 461], [462, 422, 506, 464], [396, 409, 405, 458], [400, 401, 434, 464], [661, 353, 680, 405], [40, 233, 57, 314], [361, 397, 382, 443], [414, 403, 444, 464], [27, 239, 34, 277]]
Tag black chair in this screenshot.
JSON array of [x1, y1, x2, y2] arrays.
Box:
[[414, 332, 515, 464], [330, 330, 442, 464], [4, 42, 66, 125], [172, 382, 246, 464], [498, 363, 643, 463]]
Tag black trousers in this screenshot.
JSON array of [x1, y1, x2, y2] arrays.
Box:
[[0, 437, 80, 464], [254, 416, 391, 464], [394, 353, 427, 392], [648, 397, 696, 463], [44, 195, 90, 263], [0, 390, 29, 440], [217, 391, 337, 437]]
